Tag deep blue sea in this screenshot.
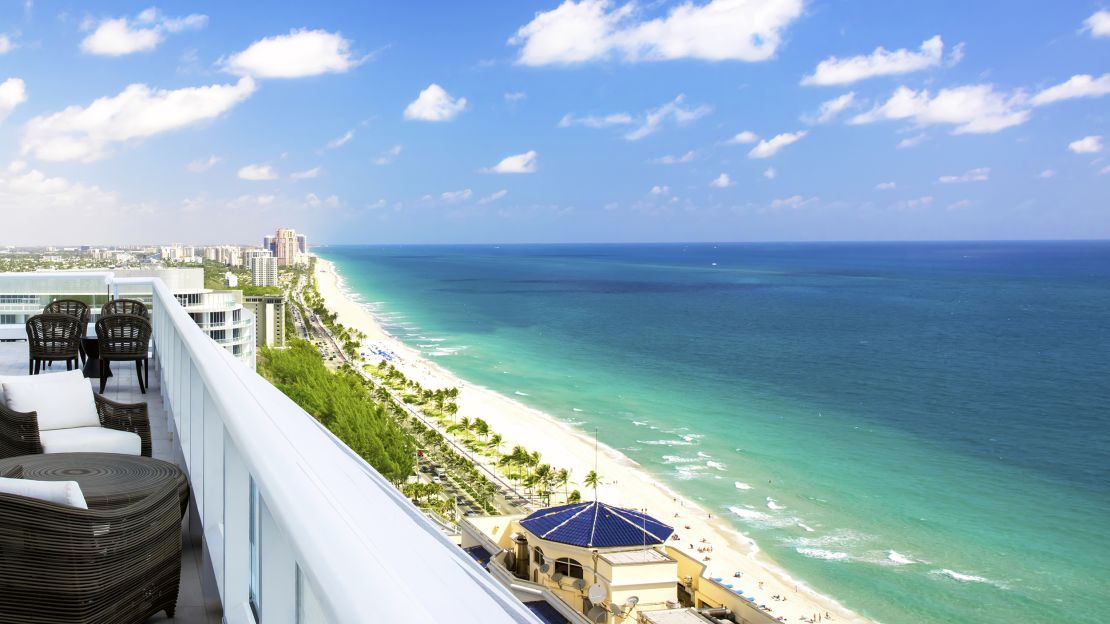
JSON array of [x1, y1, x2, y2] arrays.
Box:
[[320, 242, 1110, 624]]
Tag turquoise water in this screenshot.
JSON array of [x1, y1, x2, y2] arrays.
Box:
[[320, 242, 1109, 624]]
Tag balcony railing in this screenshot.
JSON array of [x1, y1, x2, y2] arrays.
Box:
[[11, 273, 538, 624]]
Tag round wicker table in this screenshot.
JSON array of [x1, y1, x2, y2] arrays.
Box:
[[0, 452, 188, 513]]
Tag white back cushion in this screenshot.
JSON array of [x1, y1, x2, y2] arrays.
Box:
[[0, 476, 88, 509], [2, 369, 101, 431]]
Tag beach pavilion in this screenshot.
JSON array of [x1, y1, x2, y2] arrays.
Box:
[[463, 500, 782, 623]]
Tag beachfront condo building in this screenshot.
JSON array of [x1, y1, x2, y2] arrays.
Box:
[[273, 228, 299, 267], [0, 268, 256, 368], [245, 293, 287, 348], [250, 253, 278, 287], [297, 233, 308, 254]]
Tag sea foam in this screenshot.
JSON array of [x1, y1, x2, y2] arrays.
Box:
[[766, 497, 786, 510], [734, 481, 753, 490], [930, 569, 1006, 588], [796, 548, 850, 561], [886, 551, 915, 565]]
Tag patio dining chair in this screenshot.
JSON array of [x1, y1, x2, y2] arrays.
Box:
[[43, 299, 90, 365], [100, 299, 149, 319], [95, 315, 152, 394], [25, 314, 82, 375]]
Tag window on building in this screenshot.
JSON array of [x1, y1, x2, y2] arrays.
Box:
[[233, 309, 241, 322], [210, 311, 226, 325], [533, 547, 545, 567], [554, 557, 584, 580], [211, 330, 226, 341]]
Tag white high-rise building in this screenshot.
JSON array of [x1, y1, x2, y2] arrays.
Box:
[[251, 254, 278, 287]]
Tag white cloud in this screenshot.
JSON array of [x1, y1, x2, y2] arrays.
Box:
[[850, 84, 1029, 134], [650, 184, 670, 195], [290, 166, 322, 181], [748, 130, 807, 159], [769, 195, 817, 210], [1037, 169, 1055, 179], [891, 196, 934, 211], [1068, 135, 1103, 154], [897, 133, 927, 149], [559, 112, 634, 128], [81, 9, 207, 56], [804, 92, 856, 124], [0, 162, 117, 212], [1101, 164, 1110, 176], [404, 83, 467, 122], [440, 189, 473, 203], [653, 150, 696, 164], [478, 189, 509, 204], [327, 130, 354, 149], [238, 163, 277, 181], [763, 167, 776, 179], [938, 167, 990, 183], [484, 150, 538, 174], [22, 77, 255, 162], [946, 199, 974, 211], [375, 144, 403, 165], [186, 155, 221, 173], [1082, 10, 1110, 38], [625, 95, 711, 140], [224, 29, 361, 78], [801, 35, 949, 86], [505, 91, 527, 103], [727, 130, 759, 144], [876, 181, 896, 190], [304, 193, 340, 208], [0, 34, 16, 54], [1031, 73, 1110, 106], [0, 78, 27, 121], [710, 173, 733, 188], [510, 0, 804, 66]]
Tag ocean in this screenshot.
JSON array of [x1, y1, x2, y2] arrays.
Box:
[[319, 241, 1110, 624]]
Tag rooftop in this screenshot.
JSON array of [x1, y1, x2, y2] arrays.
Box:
[[520, 501, 674, 549]]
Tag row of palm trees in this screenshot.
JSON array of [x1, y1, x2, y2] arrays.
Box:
[[370, 354, 602, 509]]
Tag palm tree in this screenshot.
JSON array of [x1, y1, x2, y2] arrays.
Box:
[[490, 433, 503, 453], [584, 470, 600, 499], [555, 468, 570, 502], [568, 489, 582, 503], [474, 418, 490, 440], [533, 464, 553, 505], [444, 402, 458, 422]]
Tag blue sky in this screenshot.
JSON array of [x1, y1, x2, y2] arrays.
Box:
[[0, 1, 1107, 246]]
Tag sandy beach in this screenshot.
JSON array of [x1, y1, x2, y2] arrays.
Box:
[[314, 256, 873, 624]]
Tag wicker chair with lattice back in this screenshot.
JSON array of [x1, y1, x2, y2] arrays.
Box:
[[25, 314, 82, 375], [95, 315, 152, 394], [43, 299, 90, 365], [100, 299, 149, 319]]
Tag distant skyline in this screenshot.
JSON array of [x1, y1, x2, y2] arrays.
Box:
[[0, 1, 1107, 246]]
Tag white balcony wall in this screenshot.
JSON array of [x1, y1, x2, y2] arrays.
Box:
[[132, 275, 539, 624]]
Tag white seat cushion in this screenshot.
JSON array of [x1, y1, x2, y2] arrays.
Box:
[[39, 426, 142, 456], [0, 476, 88, 509], [1, 369, 100, 431]]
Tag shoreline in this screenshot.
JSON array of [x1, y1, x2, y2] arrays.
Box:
[[313, 254, 874, 624]]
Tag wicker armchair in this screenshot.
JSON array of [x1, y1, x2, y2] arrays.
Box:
[[0, 473, 183, 622], [43, 299, 91, 364], [0, 393, 151, 459], [26, 314, 82, 375], [100, 299, 149, 319], [95, 315, 152, 394]]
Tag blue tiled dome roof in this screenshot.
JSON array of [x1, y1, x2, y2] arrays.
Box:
[[519, 501, 673, 548]]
